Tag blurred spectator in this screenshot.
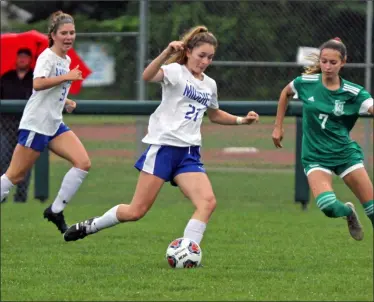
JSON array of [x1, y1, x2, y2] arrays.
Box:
[[0, 48, 34, 203]]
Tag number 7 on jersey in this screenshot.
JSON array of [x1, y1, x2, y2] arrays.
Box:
[[319, 113, 329, 129]]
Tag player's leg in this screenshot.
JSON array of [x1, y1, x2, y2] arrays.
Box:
[[340, 164, 374, 228], [173, 172, 216, 245], [0, 129, 14, 202], [64, 171, 165, 242], [0, 126, 26, 202], [14, 169, 32, 203], [1, 130, 42, 202], [5, 127, 30, 203], [44, 126, 90, 233], [306, 166, 363, 240], [64, 144, 171, 241]]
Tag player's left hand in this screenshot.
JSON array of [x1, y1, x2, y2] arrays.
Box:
[[242, 111, 259, 125], [65, 99, 76, 113]]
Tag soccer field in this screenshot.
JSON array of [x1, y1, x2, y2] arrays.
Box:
[[1, 116, 373, 301]]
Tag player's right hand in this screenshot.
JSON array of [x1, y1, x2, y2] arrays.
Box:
[[272, 126, 284, 148], [65, 65, 83, 81], [165, 41, 184, 55]]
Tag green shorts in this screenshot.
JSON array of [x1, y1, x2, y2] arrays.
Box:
[[303, 159, 364, 178]]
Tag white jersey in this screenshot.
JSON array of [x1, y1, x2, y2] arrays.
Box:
[[19, 48, 72, 136], [142, 63, 219, 147]]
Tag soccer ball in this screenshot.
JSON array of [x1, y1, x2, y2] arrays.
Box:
[[166, 238, 202, 268]]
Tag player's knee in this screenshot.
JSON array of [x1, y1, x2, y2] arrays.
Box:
[[127, 205, 148, 221], [199, 195, 217, 214], [75, 157, 91, 171]]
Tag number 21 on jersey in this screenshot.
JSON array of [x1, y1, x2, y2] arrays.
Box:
[[185, 104, 202, 122], [318, 113, 329, 129]]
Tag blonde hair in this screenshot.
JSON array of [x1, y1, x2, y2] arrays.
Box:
[[166, 25, 218, 65], [303, 53, 321, 75], [303, 38, 347, 75], [48, 11, 75, 47]]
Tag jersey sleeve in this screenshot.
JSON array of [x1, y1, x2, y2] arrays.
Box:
[[356, 88, 373, 115], [161, 63, 182, 85], [289, 76, 302, 99], [209, 80, 219, 109], [33, 53, 53, 79]]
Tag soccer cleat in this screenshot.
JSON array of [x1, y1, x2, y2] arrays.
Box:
[[63, 218, 96, 242], [43, 205, 68, 234], [345, 202, 364, 241]]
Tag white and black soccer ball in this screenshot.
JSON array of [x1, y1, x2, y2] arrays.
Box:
[[166, 238, 202, 268]]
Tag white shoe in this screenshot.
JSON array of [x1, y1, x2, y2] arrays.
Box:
[[345, 202, 364, 241]]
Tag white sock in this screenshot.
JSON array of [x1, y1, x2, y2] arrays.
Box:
[[1, 174, 14, 202], [51, 167, 88, 213], [89, 205, 120, 234], [183, 219, 207, 245]]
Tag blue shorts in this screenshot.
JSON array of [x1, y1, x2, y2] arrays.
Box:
[[18, 123, 70, 152], [134, 145, 206, 186]]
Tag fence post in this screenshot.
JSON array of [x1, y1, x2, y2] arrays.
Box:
[[34, 149, 49, 202], [294, 117, 309, 209], [363, 0, 373, 168], [135, 0, 148, 157]]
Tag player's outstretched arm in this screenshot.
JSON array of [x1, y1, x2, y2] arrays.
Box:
[[272, 83, 294, 148], [207, 108, 259, 125]]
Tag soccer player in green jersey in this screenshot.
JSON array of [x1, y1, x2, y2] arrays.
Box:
[[272, 38, 373, 241]]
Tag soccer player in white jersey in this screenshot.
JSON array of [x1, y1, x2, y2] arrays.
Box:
[[64, 25, 259, 247], [0, 11, 91, 234]]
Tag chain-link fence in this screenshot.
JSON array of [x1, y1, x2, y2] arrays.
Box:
[[1, 0, 373, 202], [146, 0, 372, 100], [0, 114, 32, 202], [67, 33, 139, 100]]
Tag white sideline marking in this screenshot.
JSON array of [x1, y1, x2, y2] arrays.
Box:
[[223, 147, 259, 154]]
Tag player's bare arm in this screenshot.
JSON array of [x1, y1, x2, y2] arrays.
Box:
[[142, 41, 184, 83], [207, 108, 259, 125], [272, 82, 294, 148], [33, 66, 82, 91]]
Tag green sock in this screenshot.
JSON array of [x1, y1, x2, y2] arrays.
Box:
[[316, 191, 352, 218], [362, 200, 374, 228]]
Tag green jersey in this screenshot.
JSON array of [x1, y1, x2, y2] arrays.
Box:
[[291, 73, 373, 166]]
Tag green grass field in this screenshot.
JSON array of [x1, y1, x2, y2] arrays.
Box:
[[1, 160, 373, 301], [1, 115, 373, 301]]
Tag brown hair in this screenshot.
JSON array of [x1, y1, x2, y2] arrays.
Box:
[[166, 25, 218, 65], [48, 11, 75, 47], [303, 37, 347, 75]]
